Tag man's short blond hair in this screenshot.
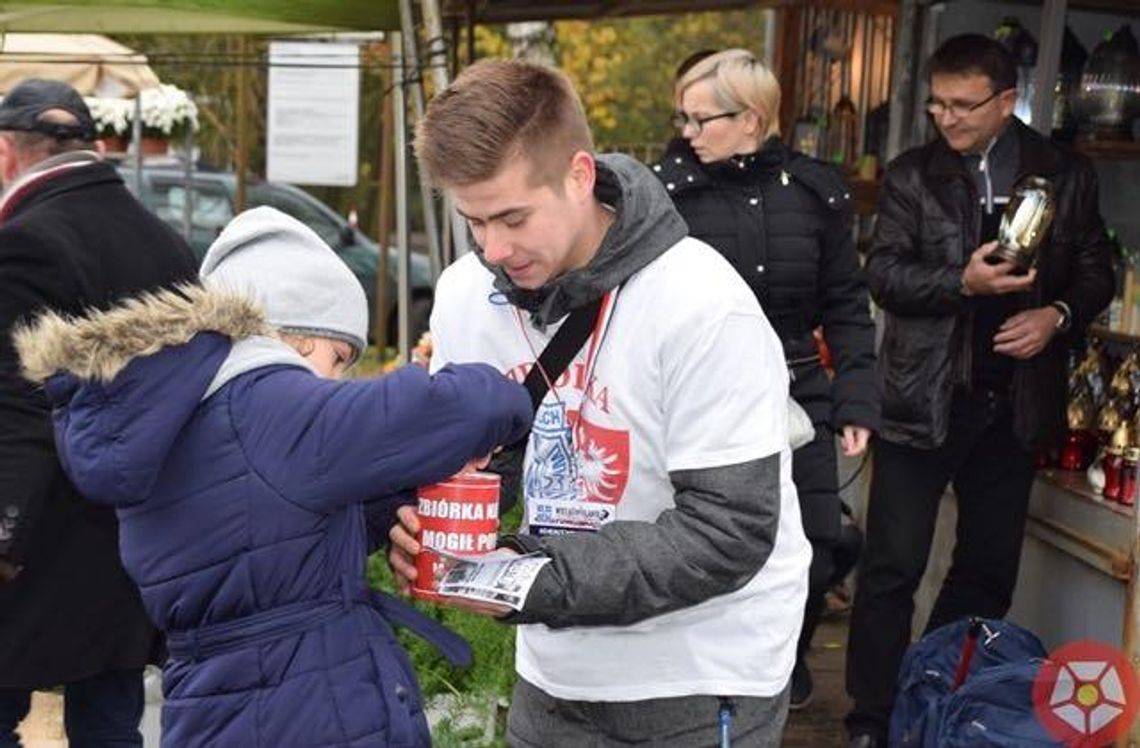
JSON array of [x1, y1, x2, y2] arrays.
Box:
[[415, 58, 594, 190], [675, 49, 782, 141]]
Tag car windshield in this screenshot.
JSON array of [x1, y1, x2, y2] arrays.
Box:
[[148, 180, 234, 257], [152, 184, 232, 229]]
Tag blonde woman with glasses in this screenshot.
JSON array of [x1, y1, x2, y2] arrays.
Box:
[[655, 48, 880, 712]]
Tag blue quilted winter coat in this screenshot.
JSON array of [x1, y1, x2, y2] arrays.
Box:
[[15, 286, 532, 747]]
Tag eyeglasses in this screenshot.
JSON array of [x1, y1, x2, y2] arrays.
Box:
[[925, 90, 1005, 118], [671, 110, 741, 133]]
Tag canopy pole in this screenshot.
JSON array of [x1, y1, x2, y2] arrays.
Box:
[[375, 39, 395, 350], [131, 92, 142, 196], [421, 0, 466, 263], [393, 32, 411, 362], [398, 0, 443, 282], [181, 112, 194, 243]]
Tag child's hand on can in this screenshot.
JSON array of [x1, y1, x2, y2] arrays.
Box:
[[387, 505, 421, 595]]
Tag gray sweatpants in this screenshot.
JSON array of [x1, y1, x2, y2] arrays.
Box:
[[506, 678, 790, 747]]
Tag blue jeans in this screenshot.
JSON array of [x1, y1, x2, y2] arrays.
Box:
[[0, 669, 143, 748]]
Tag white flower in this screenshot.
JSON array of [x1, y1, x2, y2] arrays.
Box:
[[84, 97, 133, 136], [138, 84, 199, 136], [83, 85, 198, 139]]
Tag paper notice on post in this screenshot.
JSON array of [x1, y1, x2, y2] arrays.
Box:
[[435, 549, 550, 611]]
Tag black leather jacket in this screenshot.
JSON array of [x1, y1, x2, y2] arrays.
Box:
[[867, 119, 1114, 450]]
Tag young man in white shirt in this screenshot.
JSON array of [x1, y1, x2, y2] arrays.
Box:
[[389, 59, 810, 747]]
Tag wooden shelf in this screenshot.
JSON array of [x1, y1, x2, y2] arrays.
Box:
[[1089, 324, 1140, 345], [978, 0, 1140, 14], [1037, 468, 1136, 521], [1074, 139, 1140, 160]]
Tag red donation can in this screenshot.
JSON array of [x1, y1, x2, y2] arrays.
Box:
[[412, 472, 501, 601]]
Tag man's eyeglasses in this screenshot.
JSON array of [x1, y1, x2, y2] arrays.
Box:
[[925, 89, 1007, 118], [671, 110, 741, 133]]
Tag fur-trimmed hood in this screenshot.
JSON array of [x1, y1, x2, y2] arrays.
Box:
[[16, 283, 269, 384], [13, 285, 287, 508]]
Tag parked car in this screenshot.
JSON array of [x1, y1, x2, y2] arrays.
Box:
[[117, 166, 434, 343]]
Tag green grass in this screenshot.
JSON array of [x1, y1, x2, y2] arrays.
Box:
[[367, 506, 522, 745], [368, 551, 519, 699], [431, 718, 495, 748], [356, 350, 520, 744], [366, 504, 522, 701]]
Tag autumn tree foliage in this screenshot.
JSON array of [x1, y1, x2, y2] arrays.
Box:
[[117, 10, 768, 239], [551, 10, 770, 150]]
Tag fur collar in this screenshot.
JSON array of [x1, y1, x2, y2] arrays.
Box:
[[15, 284, 270, 384]]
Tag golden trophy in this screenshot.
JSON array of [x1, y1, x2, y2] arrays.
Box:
[[1110, 351, 1139, 400], [1099, 397, 1126, 445], [986, 176, 1056, 270]]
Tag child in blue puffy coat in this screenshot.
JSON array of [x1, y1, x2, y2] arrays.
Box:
[[14, 206, 532, 747]]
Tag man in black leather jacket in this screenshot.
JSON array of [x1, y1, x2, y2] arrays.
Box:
[[844, 35, 1114, 748]]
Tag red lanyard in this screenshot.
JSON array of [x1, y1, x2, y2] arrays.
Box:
[[514, 290, 617, 416]]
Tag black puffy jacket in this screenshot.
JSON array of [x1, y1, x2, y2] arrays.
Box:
[[655, 137, 879, 541], [866, 119, 1114, 450]]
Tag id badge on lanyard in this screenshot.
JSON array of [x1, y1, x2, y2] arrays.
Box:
[[520, 290, 619, 537]]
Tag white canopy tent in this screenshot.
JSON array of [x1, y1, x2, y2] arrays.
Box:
[[0, 32, 159, 95]]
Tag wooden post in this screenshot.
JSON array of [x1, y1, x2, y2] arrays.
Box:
[[466, 0, 476, 65], [1031, 0, 1067, 135], [885, 0, 921, 162], [772, 7, 802, 143], [235, 35, 250, 213], [1122, 494, 1140, 748], [449, 14, 461, 79]]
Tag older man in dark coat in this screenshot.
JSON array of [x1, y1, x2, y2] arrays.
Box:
[[0, 79, 196, 745]]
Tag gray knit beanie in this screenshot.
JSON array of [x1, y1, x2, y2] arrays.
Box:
[[199, 206, 368, 357]]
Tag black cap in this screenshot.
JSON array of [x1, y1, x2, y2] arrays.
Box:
[[0, 78, 96, 140]]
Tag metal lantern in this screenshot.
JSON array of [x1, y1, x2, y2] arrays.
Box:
[[991, 175, 1057, 270], [1078, 24, 1140, 137]]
